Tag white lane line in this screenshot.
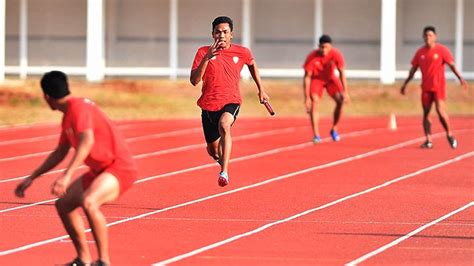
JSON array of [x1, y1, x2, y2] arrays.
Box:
[[0, 127, 202, 162], [0, 151, 53, 163], [0, 120, 145, 144], [0, 128, 367, 215], [133, 127, 296, 159], [125, 127, 201, 142], [134, 128, 378, 184], [0, 134, 59, 146], [0, 132, 439, 256], [0, 127, 298, 184], [0, 199, 58, 214], [153, 152, 474, 265], [345, 201, 474, 266]]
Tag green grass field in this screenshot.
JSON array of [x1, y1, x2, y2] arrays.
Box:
[[0, 78, 472, 126]]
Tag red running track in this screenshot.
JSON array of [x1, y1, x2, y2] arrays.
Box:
[[0, 116, 472, 265]]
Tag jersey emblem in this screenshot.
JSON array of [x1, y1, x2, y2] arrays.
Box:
[[233, 56, 239, 64], [433, 53, 439, 59]]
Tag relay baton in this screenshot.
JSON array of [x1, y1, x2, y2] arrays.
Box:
[[262, 100, 275, 116]]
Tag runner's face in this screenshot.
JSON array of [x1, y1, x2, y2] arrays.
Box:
[[423, 31, 437, 46], [212, 23, 233, 49], [319, 43, 332, 56], [43, 94, 56, 110]]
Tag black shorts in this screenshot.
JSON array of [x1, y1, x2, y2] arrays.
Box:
[[201, 103, 240, 143]]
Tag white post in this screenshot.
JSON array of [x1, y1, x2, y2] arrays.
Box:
[[0, 0, 5, 82], [455, 0, 464, 72], [19, 0, 28, 79], [86, 0, 105, 82], [242, 0, 251, 49], [241, 0, 251, 79], [169, 0, 178, 79], [314, 0, 323, 47], [380, 0, 397, 84]]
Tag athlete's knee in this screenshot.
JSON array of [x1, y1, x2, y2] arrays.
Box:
[[82, 195, 99, 214], [219, 120, 232, 134], [334, 94, 344, 105]]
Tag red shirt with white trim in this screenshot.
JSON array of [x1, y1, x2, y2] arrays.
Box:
[[192, 44, 254, 111], [59, 97, 136, 173], [411, 44, 454, 92], [303, 48, 345, 83]]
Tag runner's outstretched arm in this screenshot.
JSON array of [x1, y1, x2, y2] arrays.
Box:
[[337, 66, 349, 102], [401, 66, 418, 95], [247, 60, 269, 103], [446, 62, 468, 90], [15, 142, 70, 197]]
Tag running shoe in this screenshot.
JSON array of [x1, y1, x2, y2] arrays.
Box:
[[92, 260, 109, 266], [420, 140, 433, 149], [447, 135, 458, 149], [312, 136, 321, 144], [67, 258, 90, 266], [330, 129, 340, 142], [218, 171, 229, 187]]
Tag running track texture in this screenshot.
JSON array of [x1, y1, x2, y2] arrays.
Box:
[[0, 117, 472, 265]]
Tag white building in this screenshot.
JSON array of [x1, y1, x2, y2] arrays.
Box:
[[1, 0, 473, 82]]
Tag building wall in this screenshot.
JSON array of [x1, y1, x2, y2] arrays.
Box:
[[4, 0, 474, 75], [106, 0, 170, 67], [6, 0, 86, 66], [464, 0, 474, 71]]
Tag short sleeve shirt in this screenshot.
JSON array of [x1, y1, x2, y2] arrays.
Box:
[[411, 44, 454, 92], [303, 48, 345, 82], [191, 44, 254, 111], [59, 97, 136, 173]]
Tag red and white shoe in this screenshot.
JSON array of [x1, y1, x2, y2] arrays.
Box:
[[218, 172, 229, 187]]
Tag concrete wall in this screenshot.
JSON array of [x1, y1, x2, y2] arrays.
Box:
[[6, 0, 86, 66], [5, 0, 473, 73]]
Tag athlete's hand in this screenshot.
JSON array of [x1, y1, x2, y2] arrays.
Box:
[[15, 176, 34, 198], [258, 89, 270, 104], [343, 92, 351, 104], [304, 98, 312, 113], [400, 84, 407, 95], [51, 175, 71, 198], [205, 39, 221, 60], [460, 79, 468, 91]]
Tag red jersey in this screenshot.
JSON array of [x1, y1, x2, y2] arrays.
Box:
[[59, 97, 136, 174], [303, 48, 345, 82], [411, 44, 454, 92], [191, 44, 254, 111]]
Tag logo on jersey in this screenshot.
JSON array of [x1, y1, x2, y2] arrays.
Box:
[[233, 56, 239, 64], [433, 53, 439, 59], [83, 98, 94, 105], [421, 55, 425, 60]]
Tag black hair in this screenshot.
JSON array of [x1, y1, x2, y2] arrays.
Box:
[[212, 16, 233, 32], [40, 71, 70, 99], [319, 34, 332, 45], [423, 26, 436, 34]]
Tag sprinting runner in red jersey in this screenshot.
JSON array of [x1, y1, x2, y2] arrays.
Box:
[[190, 16, 270, 187]]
